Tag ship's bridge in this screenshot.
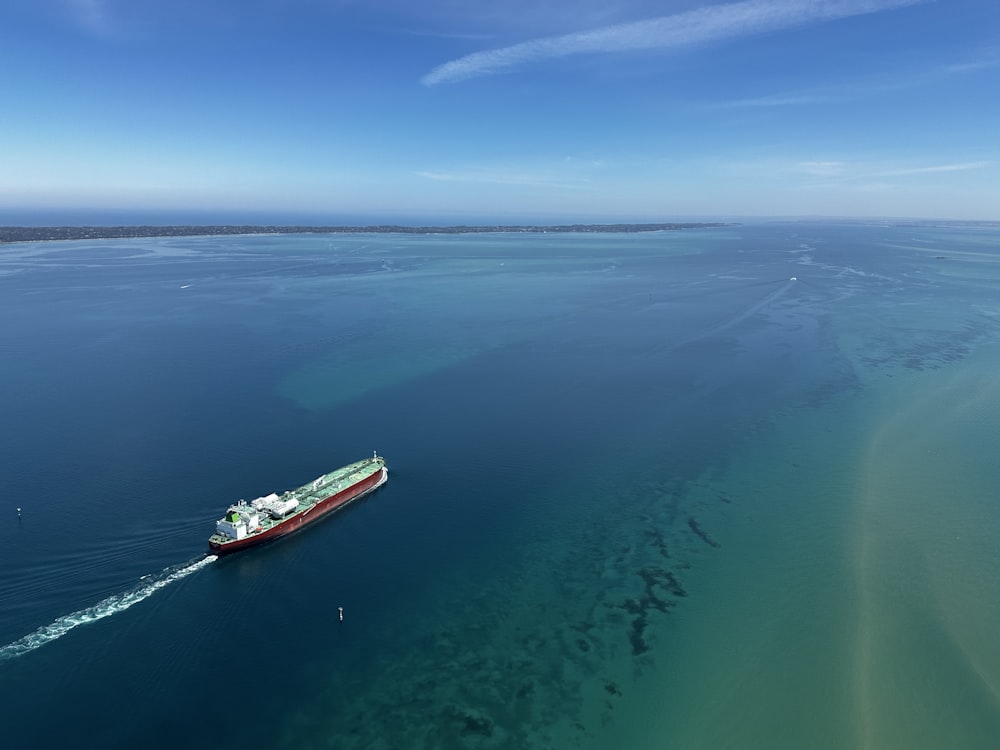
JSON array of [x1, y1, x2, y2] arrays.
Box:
[[215, 500, 261, 540]]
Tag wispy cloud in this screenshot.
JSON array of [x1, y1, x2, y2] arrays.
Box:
[[422, 0, 926, 86], [798, 161, 848, 177], [944, 50, 1000, 74], [720, 92, 839, 108], [67, 0, 114, 35], [793, 159, 990, 188], [417, 168, 592, 191], [712, 48, 996, 109], [871, 161, 990, 177]]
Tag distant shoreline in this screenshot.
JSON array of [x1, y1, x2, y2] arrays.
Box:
[[0, 222, 730, 244]]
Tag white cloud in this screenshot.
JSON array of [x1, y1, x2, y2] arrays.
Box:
[[721, 93, 837, 108], [790, 159, 991, 192], [417, 168, 591, 191], [798, 161, 848, 177], [944, 52, 1000, 74], [422, 0, 926, 85], [713, 48, 997, 109], [66, 0, 114, 34], [871, 161, 990, 177]]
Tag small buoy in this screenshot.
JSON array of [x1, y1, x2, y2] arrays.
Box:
[[338, 606, 344, 622], [16, 507, 21, 517]]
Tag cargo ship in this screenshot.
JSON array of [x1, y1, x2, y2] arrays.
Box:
[[208, 452, 387, 554]]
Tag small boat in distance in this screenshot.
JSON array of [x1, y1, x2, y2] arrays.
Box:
[[208, 453, 388, 554]]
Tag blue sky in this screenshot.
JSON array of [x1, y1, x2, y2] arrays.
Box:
[[1, 0, 998, 222]]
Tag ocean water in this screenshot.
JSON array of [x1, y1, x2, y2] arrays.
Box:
[[1, 222, 1000, 748]]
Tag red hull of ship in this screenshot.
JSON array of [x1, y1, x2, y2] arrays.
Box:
[[209, 467, 387, 555]]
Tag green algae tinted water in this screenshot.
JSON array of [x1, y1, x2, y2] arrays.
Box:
[[2, 223, 1000, 748]]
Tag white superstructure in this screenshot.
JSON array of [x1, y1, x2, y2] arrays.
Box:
[[215, 500, 262, 540]]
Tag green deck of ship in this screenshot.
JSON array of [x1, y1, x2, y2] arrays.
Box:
[[209, 456, 384, 545]]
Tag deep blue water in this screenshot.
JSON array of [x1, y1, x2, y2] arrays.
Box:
[[2, 223, 1000, 749]]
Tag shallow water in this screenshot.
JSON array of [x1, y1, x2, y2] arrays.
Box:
[[1, 222, 999, 748]]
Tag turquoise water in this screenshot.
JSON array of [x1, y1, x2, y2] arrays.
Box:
[[1, 223, 999, 748]]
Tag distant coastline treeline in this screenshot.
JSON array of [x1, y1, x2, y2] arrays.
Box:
[[0, 223, 729, 244]]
